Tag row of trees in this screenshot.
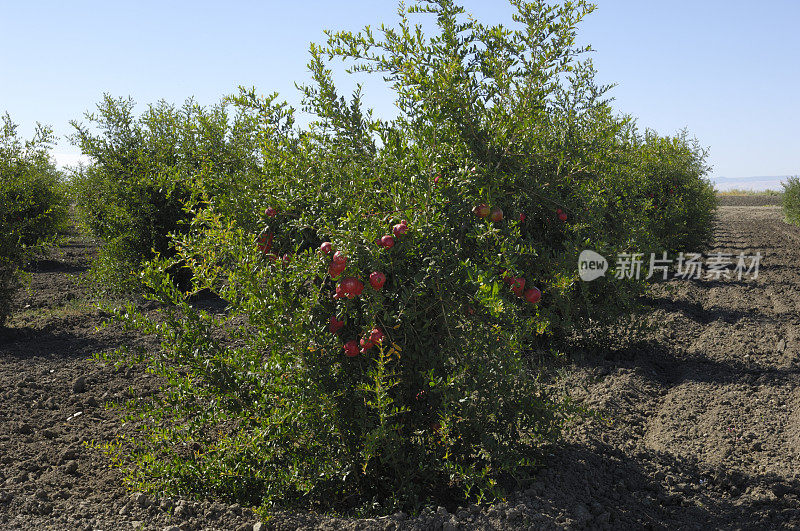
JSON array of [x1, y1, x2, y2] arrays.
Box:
[[0, 115, 68, 325], [783, 177, 800, 225]]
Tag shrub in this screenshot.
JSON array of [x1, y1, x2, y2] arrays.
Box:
[[99, 0, 717, 515], [70, 95, 267, 293], [629, 129, 717, 253], [783, 176, 800, 226], [0, 114, 69, 325]]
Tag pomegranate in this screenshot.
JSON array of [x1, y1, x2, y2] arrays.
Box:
[[369, 328, 385, 343], [256, 232, 273, 254], [472, 204, 490, 218], [524, 287, 542, 304], [369, 271, 386, 290], [510, 277, 526, 297], [328, 316, 344, 334], [343, 340, 359, 357], [392, 222, 408, 237], [339, 277, 364, 298], [328, 261, 346, 278], [489, 207, 504, 223]]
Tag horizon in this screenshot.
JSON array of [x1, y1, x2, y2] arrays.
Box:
[[3, 1, 798, 184]]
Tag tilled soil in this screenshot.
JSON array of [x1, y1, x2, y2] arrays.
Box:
[[717, 194, 783, 207], [1, 205, 799, 530]]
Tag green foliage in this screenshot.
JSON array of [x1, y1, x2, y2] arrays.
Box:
[[626, 129, 717, 253], [70, 94, 268, 292], [0, 114, 69, 326], [782, 177, 800, 226], [97, 0, 718, 516]]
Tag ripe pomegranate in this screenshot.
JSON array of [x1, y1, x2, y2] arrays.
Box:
[[328, 261, 346, 278], [558, 211, 568, 222], [343, 340, 359, 357], [256, 232, 273, 254], [334, 283, 346, 299], [519, 213, 526, 223], [320, 241, 332, 254], [524, 287, 542, 304], [472, 204, 490, 218], [332, 251, 347, 265], [369, 328, 385, 343], [434, 172, 441, 184], [392, 222, 408, 237], [379, 235, 395, 248], [369, 271, 386, 290], [510, 277, 526, 297], [328, 316, 344, 334], [264, 207, 278, 218], [359, 338, 376, 352], [339, 277, 364, 298], [489, 207, 504, 223]]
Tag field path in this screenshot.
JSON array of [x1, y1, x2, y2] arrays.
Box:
[[2, 205, 800, 530], [532, 205, 800, 529]]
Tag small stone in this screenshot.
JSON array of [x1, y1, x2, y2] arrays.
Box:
[[595, 512, 611, 525], [772, 483, 791, 498], [436, 506, 449, 517], [253, 523, 265, 531], [133, 492, 151, 508], [14, 423, 33, 435], [73, 376, 87, 394], [443, 518, 458, 531], [574, 503, 590, 520], [63, 461, 79, 475]]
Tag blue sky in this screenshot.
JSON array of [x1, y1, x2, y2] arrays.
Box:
[[2, 1, 797, 187]]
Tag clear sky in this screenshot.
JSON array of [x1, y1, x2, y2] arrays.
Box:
[[2, 1, 798, 184]]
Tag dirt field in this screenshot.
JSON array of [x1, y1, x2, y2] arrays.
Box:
[[1, 204, 799, 530], [717, 194, 783, 207]]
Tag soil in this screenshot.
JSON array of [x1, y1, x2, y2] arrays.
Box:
[[2, 203, 799, 530], [717, 194, 783, 207]]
